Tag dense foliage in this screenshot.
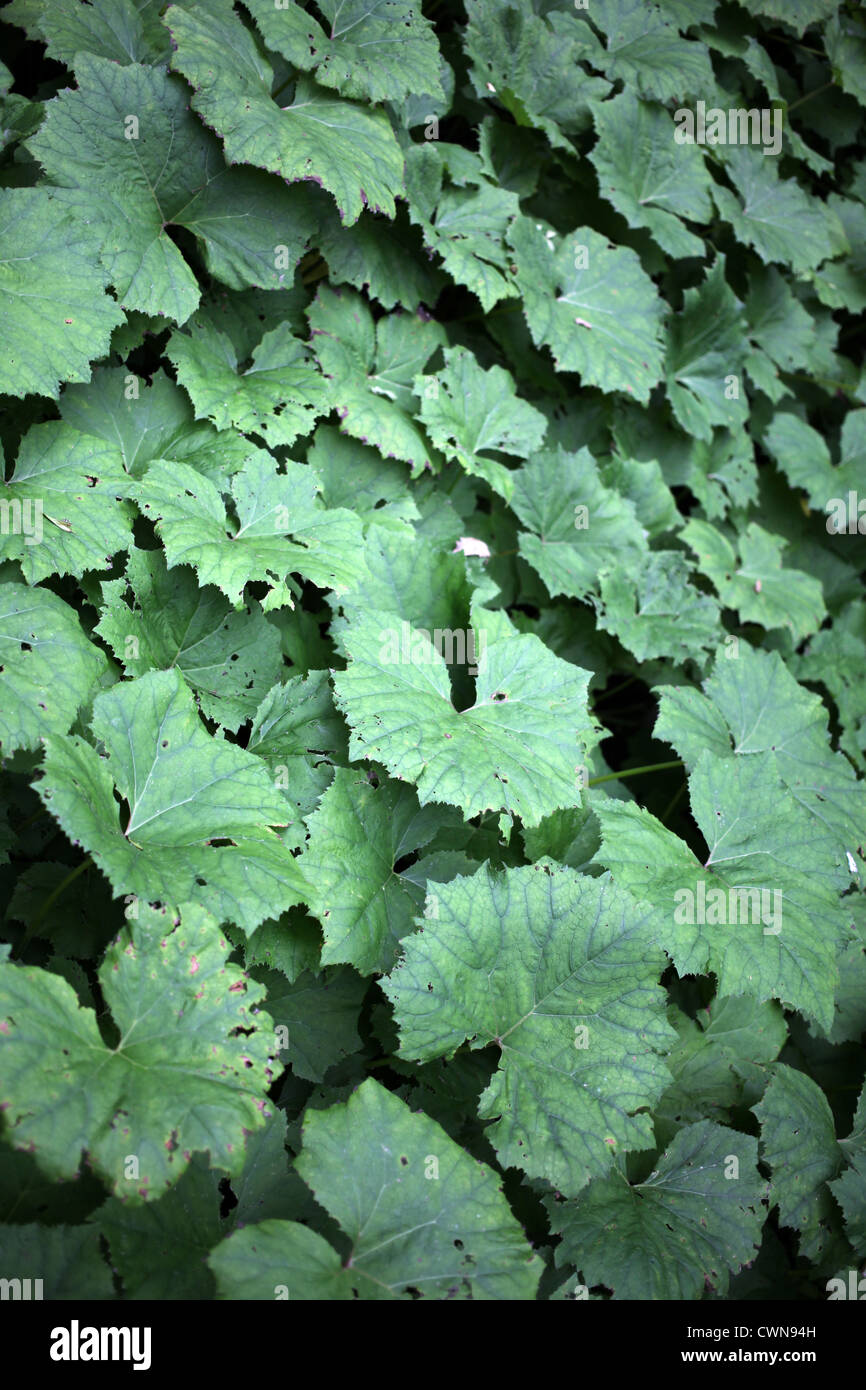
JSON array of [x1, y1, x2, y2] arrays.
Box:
[[0, 0, 865, 1302]]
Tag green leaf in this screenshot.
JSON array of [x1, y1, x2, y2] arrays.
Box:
[[258, 963, 367, 1082], [655, 643, 866, 863], [464, 0, 610, 150], [682, 518, 826, 642], [383, 862, 675, 1193], [831, 1083, 866, 1257], [337, 520, 471, 634], [167, 317, 329, 447], [509, 217, 665, 402], [564, 0, 716, 103], [57, 367, 255, 482], [209, 1078, 543, 1299], [8, 860, 116, 959], [0, 188, 124, 399], [0, 422, 133, 582], [244, 0, 443, 104], [712, 145, 848, 274], [513, 445, 648, 601], [0, 902, 277, 1200], [38, 669, 307, 932], [39, 0, 170, 67], [28, 57, 318, 321], [417, 346, 547, 500], [247, 668, 346, 822], [0, 1224, 113, 1298], [95, 546, 283, 732], [333, 605, 601, 827], [589, 90, 712, 259], [309, 286, 444, 475], [0, 582, 108, 754], [318, 204, 446, 311], [404, 144, 520, 312], [754, 1064, 842, 1260], [665, 260, 749, 442], [593, 551, 722, 662], [301, 767, 461, 975], [548, 1122, 765, 1299], [308, 426, 419, 530], [99, 1155, 223, 1298], [594, 750, 844, 1031], [168, 0, 404, 225], [135, 453, 366, 608], [746, 266, 816, 376], [657, 996, 787, 1131], [733, 0, 839, 36]]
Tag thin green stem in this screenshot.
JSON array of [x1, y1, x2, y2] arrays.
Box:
[[271, 72, 297, 104], [787, 369, 858, 397], [660, 781, 687, 826], [16, 857, 92, 955], [787, 80, 835, 114], [302, 262, 330, 286], [450, 301, 521, 326], [593, 675, 638, 704], [588, 759, 683, 787], [770, 36, 828, 57]]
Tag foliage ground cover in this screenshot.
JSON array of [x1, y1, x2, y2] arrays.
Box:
[[0, 0, 865, 1303]]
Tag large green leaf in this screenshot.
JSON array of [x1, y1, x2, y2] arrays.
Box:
[[244, 0, 443, 104], [37, 0, 170, 67], [28, 57, 318, 323], [512, 445, 648, 601], [38, 669, 307, 931], [403, 144, 519, 312], [589, 90, 713, 259], [166, 317, 329, 447], [257, 963, 367, 1082], [712, 145, 848, 274], [593, 551, 722, 662], [417, 346, 547, 499], [95, 546, 283, 731], [135, 453, 366, 608], [464, 0, 610, 149], [0, 902, 276, 1200], [0, 188, 124, 399], [209, 1078, 543, 1299], [0, 582, 108, 754], [682, 518, 826, 642], [548, 1122, 765, 1299], [753, 1064, 843, 1261], [655, 643, 866, 863], [383, 862, 676, 1192], [0, 422, 133, 582], [665, 260, 749, 442], [594, 750, 845, 1031], [168, 0, 404, 224], [309, 286, 445, 474], [0, 1224, 113, 1298], [563, 0, 716, 103], [300, 767, 462, 975], [333, 605, 601, 827], [509, 217, 665, 402]]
